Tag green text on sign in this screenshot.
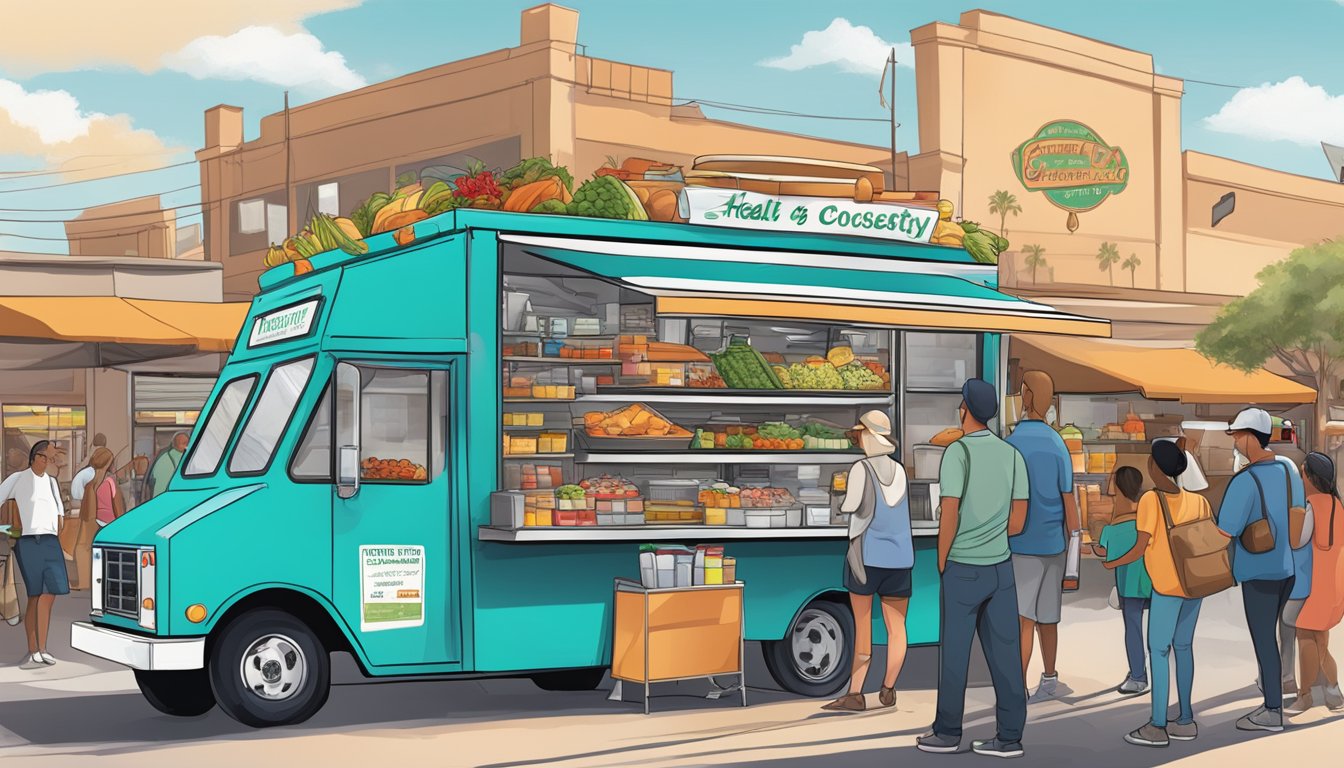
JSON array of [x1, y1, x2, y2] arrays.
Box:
[[1011, 121, 1129, 212]]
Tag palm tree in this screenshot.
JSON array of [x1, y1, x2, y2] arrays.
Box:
[[1096, 241, 1121, 285], [988, 190, 1023, 238], [1022, 244, 1047, 285], [1122, 252, 1142, 288]]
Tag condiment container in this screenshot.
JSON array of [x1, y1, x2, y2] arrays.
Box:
[[655, 550, 677, 588], [723, 557, 737, 583], [704, 547, 724, 585], [639, 550, 657, 588], [693, 546, 706, 585], [674, 554, 694, 588]]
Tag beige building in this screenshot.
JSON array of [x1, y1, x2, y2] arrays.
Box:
[[197, 3, 908, 300], [65, 195, 203, 262]]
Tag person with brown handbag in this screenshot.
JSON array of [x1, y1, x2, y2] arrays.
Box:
[[1216, 408, 1299, 734], [1105, 440, 1225, 748]]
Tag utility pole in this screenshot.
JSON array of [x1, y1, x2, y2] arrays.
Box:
[[284, 91, 292, 233], [878, 48, 898, 189]]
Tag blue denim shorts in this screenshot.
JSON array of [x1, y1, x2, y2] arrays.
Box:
[[14, 535, 70, 597]]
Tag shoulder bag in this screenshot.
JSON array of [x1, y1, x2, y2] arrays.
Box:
[[1284, 464, 1310, 548], [1242, 468, 1277, 554], [1158, 490, 1235, 599]]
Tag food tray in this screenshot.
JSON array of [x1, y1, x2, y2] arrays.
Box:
[[576, 432, 693, 451]]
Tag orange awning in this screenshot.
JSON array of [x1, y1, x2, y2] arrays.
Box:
[[0, 297, 248, 353], [1012, 334, 1316, 405]]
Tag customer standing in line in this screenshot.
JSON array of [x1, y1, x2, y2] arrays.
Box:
[[823, 410, 914, 713], [1215, 407, 1300, 732], [1105, 441, 1211, 747], [0, 441, 69, 668], [70, 447, 124, 591], [1286, 452, 1344, 714], [917, 378, 1030, 760], [1091, 466, 1151, 696], [1005, 370, 1081, 703]]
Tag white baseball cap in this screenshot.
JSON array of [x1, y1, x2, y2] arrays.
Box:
[[1227, 407, 1272, 435]]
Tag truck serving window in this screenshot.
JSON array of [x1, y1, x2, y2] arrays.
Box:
[[183, 376, 258, 477], [291, 382, 333, 481], [354, 368, 431, 484], [229, 357, 316, 476]]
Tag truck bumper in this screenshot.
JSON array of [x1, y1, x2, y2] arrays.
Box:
[[71, 622, 205, 671]]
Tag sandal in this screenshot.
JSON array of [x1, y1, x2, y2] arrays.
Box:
[[822, 693, 866, 712]]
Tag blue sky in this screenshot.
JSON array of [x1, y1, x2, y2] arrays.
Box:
[[2, 0, 1342, 255]]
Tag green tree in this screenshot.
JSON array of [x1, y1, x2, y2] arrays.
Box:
[[1196, 239, 1344, 447], [1095, 241, 1121, 285], [1122, 252, 1142, 288], [1022, 244, 1047, 285], [988, 190, 1022, 238]]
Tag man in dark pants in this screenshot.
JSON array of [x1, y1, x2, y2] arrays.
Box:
[[918, 379, 1030, 759], [1216, 408, 1300, 732]]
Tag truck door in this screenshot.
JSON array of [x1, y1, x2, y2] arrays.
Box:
[[332, 360, 458, 667]]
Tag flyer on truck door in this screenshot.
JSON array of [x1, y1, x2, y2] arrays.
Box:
[[360, 545, 425, 632]]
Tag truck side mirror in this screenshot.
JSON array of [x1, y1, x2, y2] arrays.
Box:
[[337, 445, 360, 499]]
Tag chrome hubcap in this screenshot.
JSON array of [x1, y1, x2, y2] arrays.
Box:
[[790, 608, 843, 682], [240, 634, 307, 701]]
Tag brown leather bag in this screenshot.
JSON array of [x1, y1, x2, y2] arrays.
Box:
[[1242, 463, 1304, 554], [1158, 491, 1235, 599]]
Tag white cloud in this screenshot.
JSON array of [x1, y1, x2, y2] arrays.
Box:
[[1203, 76, 1344, 146], [761, 18, 913, 76], [0, 1, 362, 76], [0, 79, 182, 181], [163, 26, 366, 95]]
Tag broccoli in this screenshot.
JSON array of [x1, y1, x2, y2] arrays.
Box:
[[567, 176, 649, 220]]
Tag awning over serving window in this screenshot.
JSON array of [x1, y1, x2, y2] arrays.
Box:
[[0, 297, 249, 353], [502, 235, 1110, 338], [1012, 334, 1316, 405]]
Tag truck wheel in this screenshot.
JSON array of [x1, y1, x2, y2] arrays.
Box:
[[135, 669, 216, 716], [208, 609, 330, 727], [762, 599, 853, 697], [531, 667, 607, 691]]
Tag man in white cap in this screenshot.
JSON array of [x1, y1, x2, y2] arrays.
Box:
[[1215, 407, 1304, 733]]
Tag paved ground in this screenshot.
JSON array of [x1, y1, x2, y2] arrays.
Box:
[[1, 560, 1343, 766]]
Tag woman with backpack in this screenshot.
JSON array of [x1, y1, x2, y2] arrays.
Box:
[[822, 410, 913, 713], [1105, 440, 1215, 747], [1286, 452, 1344, 714]]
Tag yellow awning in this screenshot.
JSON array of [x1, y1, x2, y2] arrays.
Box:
[[657, 297, 1111, 337], [1012, 334, 1316, 405], [0, 297, 248, 352]]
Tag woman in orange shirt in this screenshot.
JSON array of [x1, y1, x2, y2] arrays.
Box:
[[1106, 440, 1214, 748], [1286, 452, 1344, 714]]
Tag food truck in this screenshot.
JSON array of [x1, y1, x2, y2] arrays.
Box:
[[70, 198, 1106, 727]]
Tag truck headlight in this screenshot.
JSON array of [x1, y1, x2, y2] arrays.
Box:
[[138, 547, 156, 631], [90, 547, 103, 615]]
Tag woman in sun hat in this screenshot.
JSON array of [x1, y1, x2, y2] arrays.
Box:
[[823, 409, 914, 713]]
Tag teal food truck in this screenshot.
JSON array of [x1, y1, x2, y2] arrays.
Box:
[[71, 204, 1105, 727]]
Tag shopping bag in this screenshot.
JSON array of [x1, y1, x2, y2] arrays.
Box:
[[1063, 530, 1081, 592], [1107, 585, 1120, 610], [0, 545, 20, 626]]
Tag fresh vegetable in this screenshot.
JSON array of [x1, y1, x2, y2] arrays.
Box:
[[644, 189, 680, 221], [826, 347, 855, 367], [710, 341, 783, 389], [568, 175, 649, 220], [530, 199, 569, 215], [837, 362, 885, 390], [785, 362, 844, 390], [497, 157, 575, 196], [758, 422, 801, 441], [394, 226, 416, 246], [263, 245, 291, 269], [371, 186, 426, 233], [374, 209, 429, 235], [503, 177, 566, 213], [452, 159, 502, 203], [350, 192, 393, 238], [959, 220, 1008, 265], [292, 259, 314, 276], [556, 484, 586, 500]]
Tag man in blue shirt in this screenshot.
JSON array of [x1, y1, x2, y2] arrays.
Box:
[[1217, 408, 1301, 733], [1005, 371, 1080, 704]]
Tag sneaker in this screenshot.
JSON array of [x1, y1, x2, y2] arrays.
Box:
[[1117, 677, 1149, 696], [1285, 694, 1315, 716], [917, 731, 961, 754], [971, 739, 1024, 759], [877, 686, 896, 708], [1325, 685, 1344, 712], [1124, 723, 1169, 747], [19, 654, 44, 670], [1028, 674, 1072, 704], [38, 652, 55, 666], [821, 693, 865, 712], [1236, 707, 1284, 732], [1168, 721, 1198, 741]]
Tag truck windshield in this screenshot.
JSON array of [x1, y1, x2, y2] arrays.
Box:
[[229, 357, 316, 475], [183, 375, 257, 477]]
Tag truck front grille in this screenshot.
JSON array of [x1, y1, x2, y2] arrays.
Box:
[[102, 548, 139, 618]]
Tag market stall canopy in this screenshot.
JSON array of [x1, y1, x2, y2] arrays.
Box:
[[0, 297, 249, 369], [503, 235, 1109, 338], [1012, 334, 1316, 405]]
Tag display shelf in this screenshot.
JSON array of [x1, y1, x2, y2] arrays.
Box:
[[502, 453, 575, 460], [504, 398, 579, 404], [576, 450, 863, 465], [502, 332, 618, 340], [504, 356, 621, 365], [502, 424, 556, 431], [578, 391, 893, 405], [479, 525, 939, 542]]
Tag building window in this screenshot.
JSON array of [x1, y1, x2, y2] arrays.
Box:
[[317, 183, 340, 217], [237, 199, 265, 234], [266, 203, 288, 245]]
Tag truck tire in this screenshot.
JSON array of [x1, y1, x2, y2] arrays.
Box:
[[208, 609, 330, 727], [762, 599, 853, 697], [531, 667, 607, 691], [135, 669, 216, 716]]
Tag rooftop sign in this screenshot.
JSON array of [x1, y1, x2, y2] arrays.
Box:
[[683, 188, 936, 244]]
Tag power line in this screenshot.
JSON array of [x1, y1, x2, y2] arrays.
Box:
[[675, 98, 891, 124], [0, 149, 188, 179], [0, 159, 199, 195]]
